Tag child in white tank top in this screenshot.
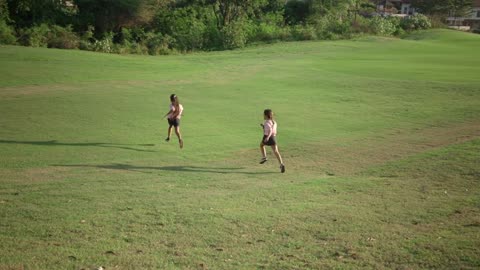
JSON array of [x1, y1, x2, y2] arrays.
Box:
[[163, 94, 184, 149], [259, 109, 285, 173]]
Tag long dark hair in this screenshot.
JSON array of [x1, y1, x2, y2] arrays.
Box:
[[170, 94, 180, 112]]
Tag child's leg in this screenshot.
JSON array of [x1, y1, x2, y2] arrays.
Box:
[[260, 142, 267, 159], [271, 145, 284, 165], [174, 126, 183, 148], [167, 125, 173, 139]]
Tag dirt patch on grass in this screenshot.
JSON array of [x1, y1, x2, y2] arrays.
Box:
[[1, 166, 70, 183], [0, 84, 78, 97], [275, 120, 480, 176], [0, 79, 193, 97]]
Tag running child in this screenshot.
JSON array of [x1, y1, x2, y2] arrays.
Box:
[[259, 109, 285, 173], [163, 94, 184, 149]]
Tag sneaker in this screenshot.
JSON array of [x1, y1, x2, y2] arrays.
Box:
[[165, 137, 170, 142], [179, 139, 183, 149], [259, 157, 267, 164], [280, 164, 285, 173]]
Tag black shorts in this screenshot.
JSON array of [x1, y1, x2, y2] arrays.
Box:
[[168, 118, 180, 127], [262, 135, 277, 146]]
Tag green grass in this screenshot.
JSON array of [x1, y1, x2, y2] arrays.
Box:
[[0, 29, 479, 269]]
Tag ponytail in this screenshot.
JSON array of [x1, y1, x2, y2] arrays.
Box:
[[173, 97, 179, 111], [170, 94, 180, 117]]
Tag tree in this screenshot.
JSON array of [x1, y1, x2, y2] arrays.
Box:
[[343, 0, 375, 24], [6, 0, 69, 27], [75, 0, 168, 34], [284, 0, 310, 25], [411, 0, 472, 16], [203, 0, 267, 28], [445, 0, 473, 25], [0, 0, 10, 22], [410, 0, 444, 14]]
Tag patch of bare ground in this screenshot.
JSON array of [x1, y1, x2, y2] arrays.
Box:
[[450, 207, 480, 228], [0, 166, 70, 183], [277, 120, 480, 176], [0, 84, 78, 97], [0, 79, 192, 97]]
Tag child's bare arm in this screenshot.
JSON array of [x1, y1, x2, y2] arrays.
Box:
[[163, 109, 173, 118]]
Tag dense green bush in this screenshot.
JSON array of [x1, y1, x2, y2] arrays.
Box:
[[290, 25, 317, 40], [284, 0, 310, 25], [203, 22, 222, 50], [111, 27, 177, 55], [117, 27, 145, 53], [92, 32, 114, 53], [250, 22, 287, 42], [18, 24, 50, 47], [0, 20, 16, 44], [145, 32, 175, 55], [313, 14, 352, 40], [47, 25, 79, 49], [221, 20, 248, 49], [79, 26, 95, 51], [369, 16, 400, 36], [170, 8, 207, 51], [250, 12, 288, 42], [0, 0, 444, 54], [2, 1, 437, 54], [17, 24, 79, 49], [0, 0, 11, 24], [401, 14, 431, 31]]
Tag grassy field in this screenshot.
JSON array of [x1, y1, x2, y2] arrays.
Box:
[[0, 29, 479, 269]]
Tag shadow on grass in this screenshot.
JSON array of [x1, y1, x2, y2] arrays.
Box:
[[0, 139, 156, 152], [53, 163, 277, 175]]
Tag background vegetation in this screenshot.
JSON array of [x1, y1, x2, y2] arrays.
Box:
[[0, 0, 441, 54]]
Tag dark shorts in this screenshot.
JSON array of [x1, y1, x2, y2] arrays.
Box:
[[262, 135, 277, 146], [168, 118, 180, 127]]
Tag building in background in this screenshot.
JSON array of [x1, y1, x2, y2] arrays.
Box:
[[446, 0, 480, 31], [372, 0, 417, 16]]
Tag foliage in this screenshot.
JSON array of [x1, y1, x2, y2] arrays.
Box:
[[92, 31, 114, 53], [445, 0, 474, 18], [284, 0, 311, 25], [5, 0, 72, 28], [169, 7, 207, 51], [428, 15, 448, 28], [250, 21, 290, 42], [17, 23, 79, 49], [78, 25, 95, 50], [369, 16, 401, 36], [208, 0, 269, 28], [0, 19, 16, 44], [0, 0, 10, 22], [410, 0, 443, 14], [290, 24, 317, 40], [74, 0, 165, 34], [145, 32, 175, 55], [312, 11, 352, 40], [1, 0, 441, 53], [47, 25, 80, 49], [401, 14, 432, 31], [17, 23, 50, 47], [221, 19, 248, 49], [411, 0, 473, 15]]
